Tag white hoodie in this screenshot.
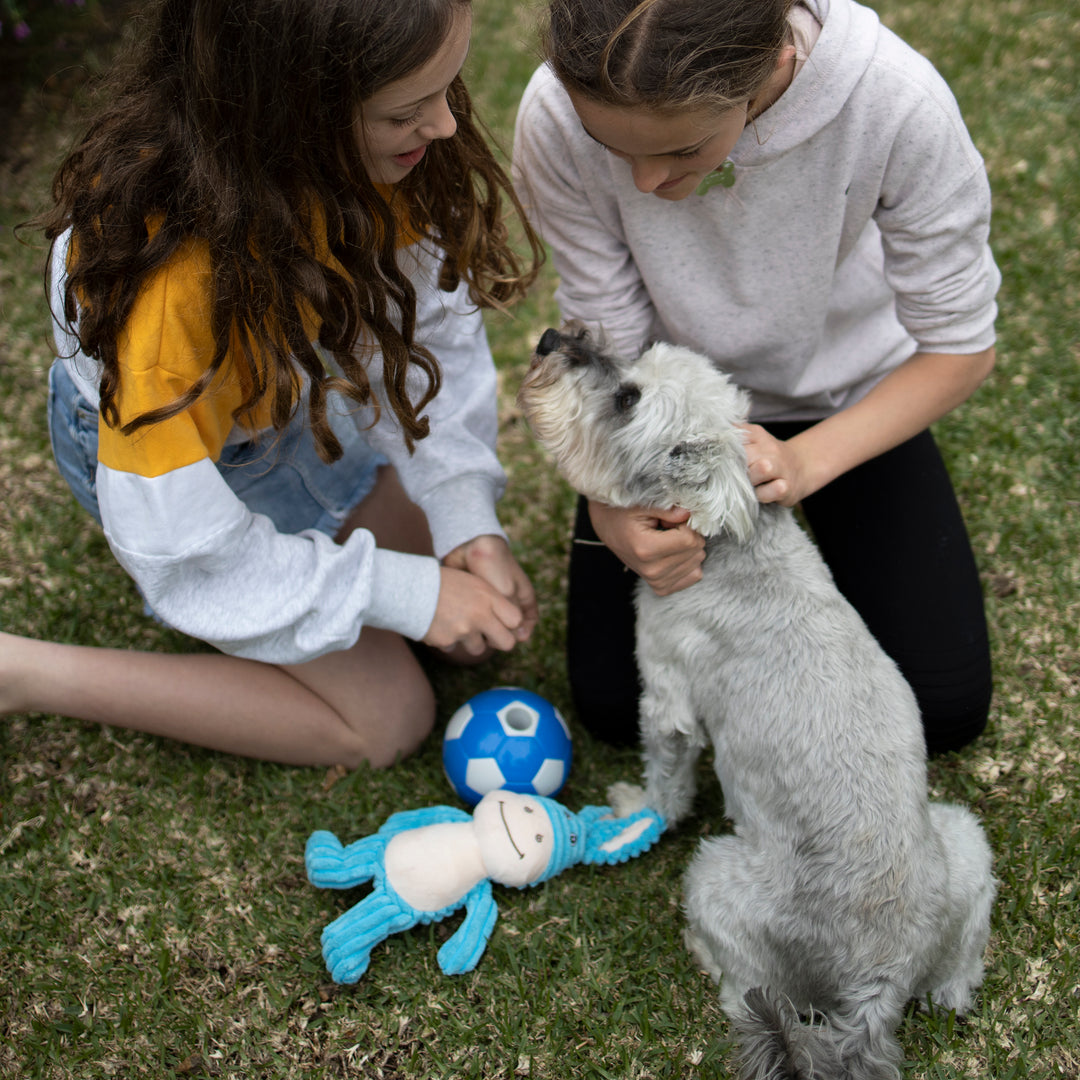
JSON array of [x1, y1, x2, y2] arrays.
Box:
[[512, 0, 1000, 421]]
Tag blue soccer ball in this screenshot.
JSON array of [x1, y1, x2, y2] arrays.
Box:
[[442, 687, 572, 806]]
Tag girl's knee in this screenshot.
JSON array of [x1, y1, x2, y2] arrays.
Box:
[[924, 703, 990, 756], [896, 635, 992, 756], [340, 674, 435, 770], [921, 677, 992, 756], [380, 678, 436, 766]]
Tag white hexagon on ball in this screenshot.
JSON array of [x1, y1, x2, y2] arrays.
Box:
[[444, 703, 474, 741], [532, 758, 566, 796], [465, 757, 507, 795]]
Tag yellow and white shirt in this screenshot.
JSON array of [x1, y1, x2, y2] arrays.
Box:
[[49, 225, 506, 664]]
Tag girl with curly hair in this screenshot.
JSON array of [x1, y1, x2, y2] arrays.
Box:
[[2, 0, 543, 768]]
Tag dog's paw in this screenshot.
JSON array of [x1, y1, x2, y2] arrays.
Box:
[[683, 927, 724, 985], [607, 781, 649, 818]]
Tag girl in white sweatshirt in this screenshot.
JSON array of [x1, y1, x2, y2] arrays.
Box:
[[514, 0, 999, 754]]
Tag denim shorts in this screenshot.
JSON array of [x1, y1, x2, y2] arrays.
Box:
[[47, 359, 387, 539]]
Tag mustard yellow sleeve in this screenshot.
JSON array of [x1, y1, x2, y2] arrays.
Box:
[[96, 237, 260, 477], [95, 190, 420, 479]]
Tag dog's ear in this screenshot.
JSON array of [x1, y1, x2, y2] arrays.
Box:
[[662, 433, 758, 542]]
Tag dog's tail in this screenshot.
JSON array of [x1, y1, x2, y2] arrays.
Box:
[[733, 986, 903, 1080]]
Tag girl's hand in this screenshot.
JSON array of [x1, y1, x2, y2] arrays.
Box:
[[740, 424, 813, 507], [588, 499, 705, 596], [424, 564, 527, 656], [739, 347, 996, 507], [441, 535, 538, 644]]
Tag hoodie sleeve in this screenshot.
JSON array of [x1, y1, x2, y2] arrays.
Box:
[[869, 28, 1001, 353], [97, 457, 441, 661], [512, 64, 660, 361], [359, 240, 510, 560]]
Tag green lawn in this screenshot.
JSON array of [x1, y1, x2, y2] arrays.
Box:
[[1, 0, 1077, 1077]]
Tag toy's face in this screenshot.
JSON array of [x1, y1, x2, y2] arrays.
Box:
[[473, 791, 554, 888]]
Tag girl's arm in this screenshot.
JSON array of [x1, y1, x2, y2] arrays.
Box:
[[744, 346, 995, 506], [361, 244, 537, 641], [362, 248, 507, 559], [512, 65, 658, 359], [586, 346, 993, 593]]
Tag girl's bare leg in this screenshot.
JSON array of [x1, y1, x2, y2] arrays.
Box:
[[0, 628, 432, 768], [0, 466, 440, 768]]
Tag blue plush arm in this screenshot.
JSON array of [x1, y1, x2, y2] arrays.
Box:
[[436, 881, 498, 976], [305, 831, 387, 890]]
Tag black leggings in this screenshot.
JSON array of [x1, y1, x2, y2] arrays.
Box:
[[566, 425, 992, 756]]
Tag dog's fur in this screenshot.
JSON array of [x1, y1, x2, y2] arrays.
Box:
[[518, 324, 995, 1080]]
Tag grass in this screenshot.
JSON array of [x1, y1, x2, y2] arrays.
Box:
[[1, 0, 1077, 1077]]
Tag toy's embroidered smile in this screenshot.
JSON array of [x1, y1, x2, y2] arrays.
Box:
[[499, 799, 526, 859]]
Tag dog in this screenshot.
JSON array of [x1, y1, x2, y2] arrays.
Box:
[[517, 323, 995, 1080]]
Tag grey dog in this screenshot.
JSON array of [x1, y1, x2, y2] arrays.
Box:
[[518, 323, 995, 1080]]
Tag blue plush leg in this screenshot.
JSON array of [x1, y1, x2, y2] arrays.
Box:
[[437, 886, 498, 975], [321, 890, 418, 984], [306, 831, 383, 890]]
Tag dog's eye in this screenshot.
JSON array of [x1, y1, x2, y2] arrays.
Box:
[[614, 385, 641, 413]]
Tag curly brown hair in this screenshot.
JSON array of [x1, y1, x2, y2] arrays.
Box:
[[37, 0, 543, 461], [544, 0, 794, 113]]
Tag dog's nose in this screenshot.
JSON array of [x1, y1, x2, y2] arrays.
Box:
[[535, 328, 562, 357]]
